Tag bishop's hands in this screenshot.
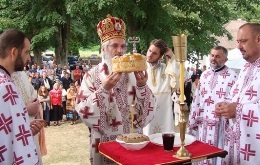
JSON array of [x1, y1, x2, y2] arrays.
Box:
[[103, 72, 122, 90], [215, 102, 237, 119], [103, 71, 147, 90], [134, 71, 147, 87]]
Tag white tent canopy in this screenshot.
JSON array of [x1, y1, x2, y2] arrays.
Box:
[[226, 48, 247, 70]]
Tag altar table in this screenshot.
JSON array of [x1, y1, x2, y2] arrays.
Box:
[[99, 140, 228, 165]]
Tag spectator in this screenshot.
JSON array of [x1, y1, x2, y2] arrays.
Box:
[[73, 65, 82, 83], [40, 71, 53, 91], [30, 70, 41, 91], [49, 83, 63, 126], [59, 83, 67, 120], [38, 85, 51, 126], [66, 83, 78, 125], [61, 71, 72, 90], [184, 78, 192, 111], [171, 88, 186, 126]]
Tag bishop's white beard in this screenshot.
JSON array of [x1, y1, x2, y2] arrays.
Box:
[[102, 52, 113, 73]]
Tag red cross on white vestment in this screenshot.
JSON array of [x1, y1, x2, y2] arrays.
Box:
[[93, 93, 100, 107], [147, 102, 154, 115], [207, 122, 216, 130], [205, 96, 214, 106], [13, 152, 24, 164], [89, 86, 96, 93], [79, 106, 93, 119], [232, 84, 239, 97], [242, 110, 258, 127], [216, 88, 226, 98], [0, 75, 7, 84], [76, 90, 87, 104], [256, 134, 260, 139], [110, 118, 121, 127], [3, 85, 19, 105], [109, 92, 115, 103], [228, 81, 235, 88], [134, 117, 143, 127], [93, 119, 101, 132], [0, 113, 12, 134], [220, 70, 230, 78], [128, 86, 136, 100], [15, 125, 31, 146], [0, 145, 7, 162], [201, 87, 207, 98], [198, 108, 204, 116], [240, 144, 256, 161], [92, 138, 100, 153], [245, 86, 257, 100]]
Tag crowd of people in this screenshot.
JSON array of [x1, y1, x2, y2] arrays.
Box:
[[24, 61, 92, 126], [0, 15, 259, 165]]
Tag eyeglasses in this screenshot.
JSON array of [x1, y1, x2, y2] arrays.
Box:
[[108, 44, 127, 50]]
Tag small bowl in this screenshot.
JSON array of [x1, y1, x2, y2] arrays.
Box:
[[116, 138, 149, 151]]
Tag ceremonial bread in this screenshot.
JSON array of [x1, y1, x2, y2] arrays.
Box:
[[117, 133, 149, 143], [112, 53, 147, 72]]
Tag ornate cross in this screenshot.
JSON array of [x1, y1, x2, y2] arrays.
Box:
[[128, 36, 140, 53]]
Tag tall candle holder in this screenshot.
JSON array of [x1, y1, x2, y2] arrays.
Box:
[[172, 34, 190, 158]]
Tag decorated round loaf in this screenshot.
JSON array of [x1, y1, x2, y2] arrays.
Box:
[[112, 53, 147, 72], [117, 133, 149, 143]]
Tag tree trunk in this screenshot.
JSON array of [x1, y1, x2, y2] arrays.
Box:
[[55, 26, 63, 66], [61, 15, 70, 66], [33, 49, 42, 67]]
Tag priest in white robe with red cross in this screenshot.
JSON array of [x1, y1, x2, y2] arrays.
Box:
[[0, 29, 45, 164], [188, 46, 238, 165], [76, 15, 156, 165], [215, 23, 260, 165]]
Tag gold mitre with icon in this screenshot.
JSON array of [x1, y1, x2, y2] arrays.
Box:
[[97, 14, 126, 43]]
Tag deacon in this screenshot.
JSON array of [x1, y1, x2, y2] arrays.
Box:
[[143, 39, 178, 135]]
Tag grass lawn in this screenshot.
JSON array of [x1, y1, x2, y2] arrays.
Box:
[[79, 50, 100, 58]]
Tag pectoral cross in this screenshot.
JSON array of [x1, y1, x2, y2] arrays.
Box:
[[128, 36, 140, 53]]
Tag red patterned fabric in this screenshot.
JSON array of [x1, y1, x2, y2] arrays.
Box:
[[0, 69, 39, 164], [99, 140, 227, 165]]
